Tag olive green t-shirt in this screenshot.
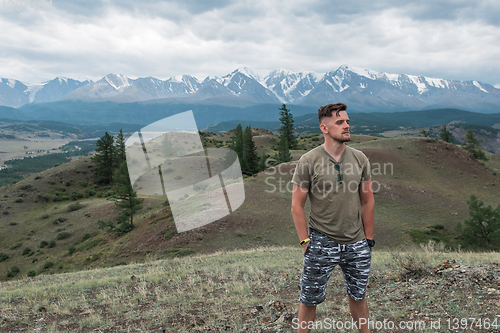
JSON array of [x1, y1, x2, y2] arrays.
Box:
[[291, 144, 371, 244]]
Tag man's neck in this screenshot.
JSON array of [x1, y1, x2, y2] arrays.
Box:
[[323, 137, 346, 162]]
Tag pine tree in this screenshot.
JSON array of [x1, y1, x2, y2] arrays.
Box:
[[259, 152, 268, 172], [275, 134, 292, 163], [92, 132, 115, 184], [115, 129, 126, 166], [113, 161, 143, 229], [278, 104, 298, 149], [439, 125, 453, 143], [462, 129, 488, 160], [456, 194, 500, 248], [242, 126, 259, 175], [233, 124, 244, 162]]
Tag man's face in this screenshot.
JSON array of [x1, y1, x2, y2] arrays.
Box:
[[320, 111, 351, 143]]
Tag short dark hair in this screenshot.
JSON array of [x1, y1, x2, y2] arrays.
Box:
[[318, 103, 347, 123]]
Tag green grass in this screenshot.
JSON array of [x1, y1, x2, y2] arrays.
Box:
[[0, 246, 498, 332]]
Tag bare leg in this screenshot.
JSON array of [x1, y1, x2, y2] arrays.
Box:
[[297, 303, 316, 333], [348, 294, 371, 333]]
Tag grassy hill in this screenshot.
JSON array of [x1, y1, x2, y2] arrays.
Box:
[[0, 246, 499, 332], [0, 130, 499, 284]]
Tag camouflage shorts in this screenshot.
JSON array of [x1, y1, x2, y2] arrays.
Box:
[[300, 228, 371, 305]]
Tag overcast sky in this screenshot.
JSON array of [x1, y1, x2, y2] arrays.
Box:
[[1, 0, 500, 87]]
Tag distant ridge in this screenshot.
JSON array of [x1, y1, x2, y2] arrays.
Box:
[[1, 66, 500, 113]]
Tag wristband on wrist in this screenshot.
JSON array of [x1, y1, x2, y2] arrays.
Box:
[[366, 239, 375, 247], [300, 238, 310, 246]]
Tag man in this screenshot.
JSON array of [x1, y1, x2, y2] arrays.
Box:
[[291, 103, 375, 333]]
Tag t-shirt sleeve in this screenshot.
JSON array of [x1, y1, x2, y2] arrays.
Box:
[[292, 155, 311, 189], [360, 155, 371, 182]]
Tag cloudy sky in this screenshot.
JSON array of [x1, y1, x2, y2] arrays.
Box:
[[1, 0, 500, 87]]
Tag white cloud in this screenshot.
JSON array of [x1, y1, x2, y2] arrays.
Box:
[[0, 0, 499, 87]]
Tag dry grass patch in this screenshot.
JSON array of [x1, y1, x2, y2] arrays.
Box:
[[0, 246, 499, 332]]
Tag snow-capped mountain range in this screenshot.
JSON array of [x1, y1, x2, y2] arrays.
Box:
[[1, 65, 500, 113]]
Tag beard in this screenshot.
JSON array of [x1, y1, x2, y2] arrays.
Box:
[[328, 132, 351, 143]]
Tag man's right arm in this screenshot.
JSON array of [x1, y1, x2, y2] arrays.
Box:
[[291, 184, 309, 253]]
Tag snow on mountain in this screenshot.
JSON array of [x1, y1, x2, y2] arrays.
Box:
[[1, 66, 500, 113]]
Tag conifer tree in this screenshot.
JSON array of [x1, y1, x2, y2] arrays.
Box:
[[259, 152, 268, 172], [242, 125, 259, 175], [462, 129, 488, 160], [439, 125, 453, 143], [113, 161, 143, 229], [278, 104, 298, 149], [115, 129, 126, 166], [456, 194, 500, 248], [93, 132, 115, 184], [275, 134, 292, 163], [233, 124, 244, 163]]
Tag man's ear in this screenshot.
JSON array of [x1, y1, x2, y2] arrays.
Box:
[[319, 123, 327, 134]]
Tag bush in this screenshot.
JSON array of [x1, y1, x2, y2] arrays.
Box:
[[390, 252, 431, 279], [67, 245, 76, 255], [42, 261, 54, 270], [0, 253, 9, 262], [27, 270, 36, 277], [53, 194, 70, 202], [48, 240, 56, 248], [56, 231, 71, 240], [41, 213, 49, 219], [82, 233, 92, 242], [15, 197, 23, 203], [40, 240, 48, 248], [67, 202, 83, 212], [7, 266, 20, 278], [456, 194, 500, 249], [52, 217, 67, 225], [22, 247, 32, 255], [10, 242, 22, 250]]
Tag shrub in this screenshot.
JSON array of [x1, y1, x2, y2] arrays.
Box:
[[41, 214, 49, 219], [67, 202, 83, 212], [42, 261, 54, 270], [10, 242, 22, 250], [15, 197, 23, 203], [22, 247, 32, 255], [456, 194, 500, 249], [40, 240, 48, 248], [65, 180, 72, 186], [53, 195, 70, 202], [27, 270, 36, 277], [67, 245, 76, 255], [7, 266, 20, 278], [56, 231, 71, 240], [0, 253, 9, 262], [52, 217, 67, 225], [80, 181, 88, 187], [48, 240, 56, 248], [390, 252, 431, 279]]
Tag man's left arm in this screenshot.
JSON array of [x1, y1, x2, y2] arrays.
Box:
[[359, 179, 375, 240]]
